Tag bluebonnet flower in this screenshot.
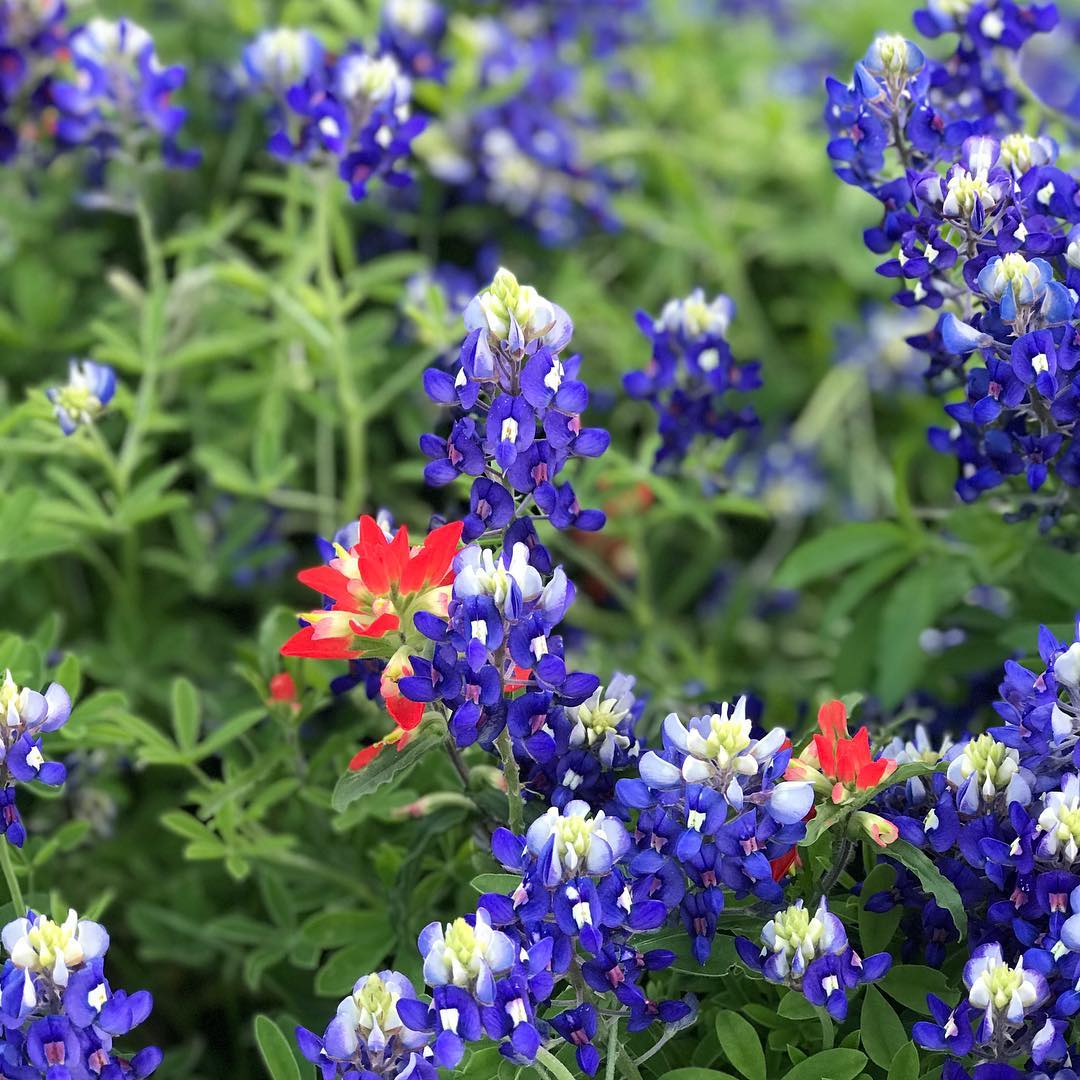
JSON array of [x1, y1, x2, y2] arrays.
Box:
[[241, 27, 425, 200], [823, 6, 1080, 519], [50, 17, 199, 168], [420, 268, 608, 538], [46, 359, 116, 435], [616, 697, 814, 960], [623, 290, 761, 468], [0, 670, 70, 846], [0, 909, 161, 1078], [296, 970, 435, 1080], [243, 27, 323, 94], [736, 898, 891, 1019], [417, 908, 515, 1007], [414, 11, 628, 245], [549, 1003, 600, 1075], [380, 0, 447, 81], [395, 905, 556, 1068], [727, 434, 828, 521], [965, 943, 1049, 1036], [0, 0, 69, 162]]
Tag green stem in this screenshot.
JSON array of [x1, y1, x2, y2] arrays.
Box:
[[0, 842, 24, 915], [617, 1044, 644, 1080], [313, 172, 365, 519], [535, 1048, 578, 1080], [605, 1017, 619, 1080], [446, 738, 471, 789], [819, 835, 855, 897], [495, 726, 523, 834], [118, 193, 168, 490]]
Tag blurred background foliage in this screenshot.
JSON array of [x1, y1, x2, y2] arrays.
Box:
[[3, 0, 1079, 1076]]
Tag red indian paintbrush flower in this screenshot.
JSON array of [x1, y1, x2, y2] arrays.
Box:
[[785, 701, 900, 846], [281, 515, 463, 769]]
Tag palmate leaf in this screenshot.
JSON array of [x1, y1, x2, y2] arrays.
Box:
[[331, 714, 448, 812]]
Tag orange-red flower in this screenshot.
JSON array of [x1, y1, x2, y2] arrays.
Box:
[[787, 700, 898, 805], [281, 516, 462, 660], [281, 515, 463, 769]]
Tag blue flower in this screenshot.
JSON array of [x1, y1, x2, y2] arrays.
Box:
[[964, 942, 1049, 1035], [549, 1002, 600, 1076], [46, 360, 116, 435], [0, 671, 71, 845], [0, 909, 159, 1078], [52, 18, 199, 168], [417, 908, 515, 1006], [243, 27, 324, 92], [524, 800, 630, 885], [395, 985, 479, 1070], [623, 290, 760, 468], [913, 994, 976, 1055], [241, 31, 424, 200]]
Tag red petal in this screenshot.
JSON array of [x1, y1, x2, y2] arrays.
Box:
[[349, 742, 385, 770], [297, 564, 354, 605], [770, 847, 799, 882], [280, 625, 358, 659], [358, 515, 390, 550], [836, 737, 862, 784], [357, 550, 391, 595], [383, 525, 412, 584], [269, 673, 296, 701], [387, 695, 424, 731], [418, 520, 464, 585], [399, 548, 431, 595], [812, 732, 836, 777], [817, 700, 848, 742], [351, 613, 400, 638], [856, 757, 891, 789]]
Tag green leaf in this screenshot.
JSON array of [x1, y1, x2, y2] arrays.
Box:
[[887, 1043, 920, 1080], [879, 966, 954, 1014], [254, 1014, 300, 1080], [301, 910, 392, 949], [779, 1049, 867, 1080], [1028, 545, 1080, 602], [471, 873, 522, 894], [886, 839, 967, 938], [170, 677, 200, 751], [714, 1010, 766, 1080], [777, 991, 819, 1020], [331, 716, 448, 811], [315, 936, 396, 995], [875, 560, 973, 707], [775, 523, 912, 589], [861, 986, 907, 1069]]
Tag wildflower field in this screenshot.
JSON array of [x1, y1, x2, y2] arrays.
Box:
[[5, 0, 1080, 1077]]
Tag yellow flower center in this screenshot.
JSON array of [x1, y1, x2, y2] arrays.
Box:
[[444, 918, 478, 969]]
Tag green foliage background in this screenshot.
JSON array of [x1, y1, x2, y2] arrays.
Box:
[[1, 1, 1077, 1077]]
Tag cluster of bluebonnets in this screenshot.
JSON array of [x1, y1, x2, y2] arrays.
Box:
[[288, 271, 832, 1075], [0, 909, 161, 1079], [825, 1, 1080, 525], [231, 0, 637, 240], [0, 670, 163, 1075], [0, 4, 199, 170], [623, 290, 762, 468]]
